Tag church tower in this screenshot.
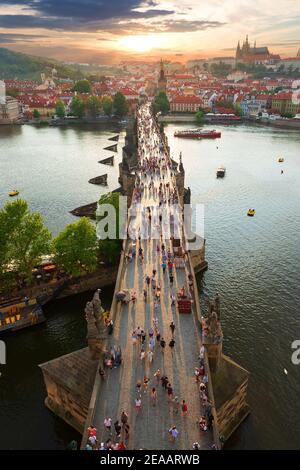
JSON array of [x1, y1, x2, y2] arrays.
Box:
[[236, 40, 242, 60], [157, 59, 167, 94]]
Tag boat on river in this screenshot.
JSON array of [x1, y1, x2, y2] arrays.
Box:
[[216, 166, 226, 178], [8, 190, 19, 197], [174, 129, 221, 139]]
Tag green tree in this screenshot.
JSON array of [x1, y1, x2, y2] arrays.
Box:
[[70, 96, 85, 118], [86, 95, 101, 118], [33, 109, 40, 119], [53, 218, 98, 277], [196, 109, 205, 124], [0, 199, 52, 283], [73, 79, 92, 93], [234, 104, 243, 116], [153, 91, 170, 114], [113, 92, 129, 117], [55, 99, 65, 118], [102, 96, 113, 116]]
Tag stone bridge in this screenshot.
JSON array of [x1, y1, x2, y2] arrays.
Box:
[[40, 103, 250, 451]]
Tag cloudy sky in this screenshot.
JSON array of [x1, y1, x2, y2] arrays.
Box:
[[0, 0, 300, 63]]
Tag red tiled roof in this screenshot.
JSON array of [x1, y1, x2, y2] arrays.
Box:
[[171, 95, 203, 104]]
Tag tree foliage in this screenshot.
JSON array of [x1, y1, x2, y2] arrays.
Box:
[[153, 91, 170, 114], [102, 96, 113, 116], [55, 99, 65, 118], [73, 79, 92, 93], [70, 96, 85, 118], [33, 109, 40, 119], [53, 218, 98, 277], [86, 95, 101, 118], [196, 109, 205, 124], [113, 92, 129, 117], [0, 199, 52, 283]]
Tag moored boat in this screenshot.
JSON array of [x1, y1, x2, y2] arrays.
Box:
[[174, 129, 221, 139]]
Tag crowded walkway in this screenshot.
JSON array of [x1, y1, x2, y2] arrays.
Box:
[[89, 103, 214, 450]]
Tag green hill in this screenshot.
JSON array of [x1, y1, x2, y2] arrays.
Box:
[[0, 47, 84, 81]]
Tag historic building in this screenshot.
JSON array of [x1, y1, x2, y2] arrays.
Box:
[[157, 59, 167, 94], [0, 80, 21, 124], [236, 36, 280, 65], [170, 95, 203, 113]]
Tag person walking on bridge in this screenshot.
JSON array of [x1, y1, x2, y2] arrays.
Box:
[[121, 411, 128, 428]]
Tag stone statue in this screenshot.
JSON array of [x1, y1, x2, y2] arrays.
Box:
[[85, 289, 107, 341], [92, 289, 107, 338], [179, 152, 184, 173], [205, 296, 222, 343]]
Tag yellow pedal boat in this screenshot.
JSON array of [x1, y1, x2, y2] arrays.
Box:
[[9, 190, 19, 197], [247, 209, 255, 217]]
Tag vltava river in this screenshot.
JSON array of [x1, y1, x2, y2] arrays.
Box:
[[0, 122, 299, 449]]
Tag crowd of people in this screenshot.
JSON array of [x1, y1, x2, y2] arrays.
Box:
[[85, 103, 215, 451]]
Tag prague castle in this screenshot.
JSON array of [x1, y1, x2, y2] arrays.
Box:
[[236, 35, 280, 65]]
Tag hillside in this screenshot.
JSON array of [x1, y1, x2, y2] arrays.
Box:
[[0, 47, 84, 81]]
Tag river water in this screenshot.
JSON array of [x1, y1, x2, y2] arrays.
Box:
[[0, 122, 300, 449]]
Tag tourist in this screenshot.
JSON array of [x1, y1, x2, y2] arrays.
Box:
[[117, 441, 126, 450], [135, 397, 142, 412], [181, 400, 188, 417], [149, 327, 154, 338], [88, 424, 97, 438], [148, 349, 154, 364], [160, 337, 166, 352], [194, 367, 201, 383], [121, 411, 128, 427], [145, 275, 151, 289], [136, 380, 142, 396], [141, 329, 146, 345], [136, 326, 142, 342], [169, 338, 175, 354], [167, 383, 174, 400], [114, 420, 122, 438], [156, 330, 161, 342], [170, 321, 175, 336], [169, 273, 174, 287], [140, 348, 146, 361], [198, 416, 208, 432], [151, 387, 157, 406], [168, 425, 179, 443], [106, 439, 113, 450], [131, 330, 137, 346], [149, 336, 155, 351], [143, 376, 149, 393], [154, 368, 161, 384], [98, 367, 106, 380], [192, 442, 200, 450], [103, 417, 112, 435], [161, 375, 169, 389]]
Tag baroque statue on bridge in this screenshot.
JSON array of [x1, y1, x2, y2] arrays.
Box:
[[85, 289, 107, 342]]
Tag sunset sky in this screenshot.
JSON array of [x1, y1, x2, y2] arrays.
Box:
[[0, 0, 300, 63]]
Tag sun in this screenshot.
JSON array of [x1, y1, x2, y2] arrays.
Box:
[[119, 35, 160, 53]]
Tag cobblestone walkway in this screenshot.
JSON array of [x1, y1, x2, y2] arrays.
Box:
[[93, 104, 213, 450]]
